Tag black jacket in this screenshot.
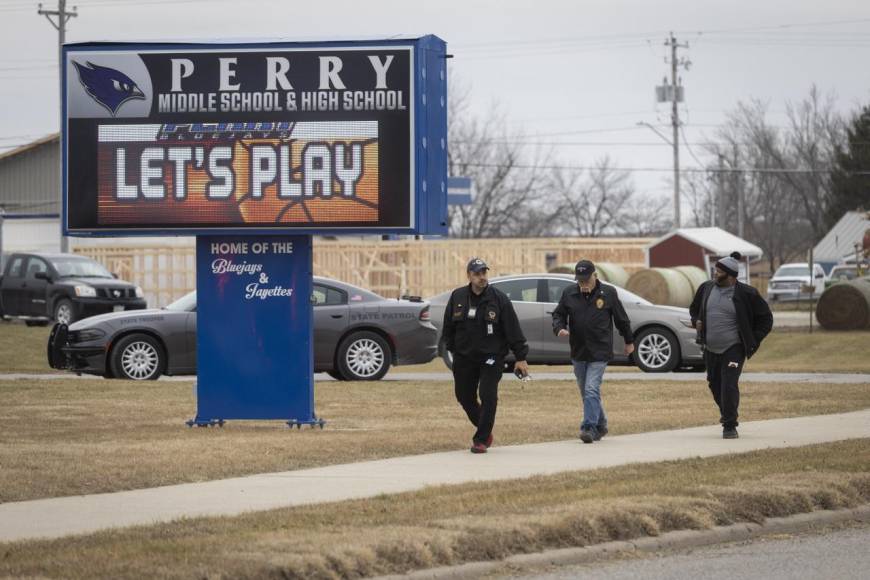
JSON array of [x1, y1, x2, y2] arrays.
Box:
[[552, 281, 633, 362], [689, 280, 773, 359], [442, 284, 529, 362]]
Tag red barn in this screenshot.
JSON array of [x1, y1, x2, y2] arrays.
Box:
[[646, 227, 763, 282]]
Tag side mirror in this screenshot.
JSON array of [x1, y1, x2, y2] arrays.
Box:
[[815, 273, 824, 279], [34, 271, 51, 281]]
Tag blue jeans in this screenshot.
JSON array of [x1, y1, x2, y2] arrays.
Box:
[[572, 360, 608, 434]]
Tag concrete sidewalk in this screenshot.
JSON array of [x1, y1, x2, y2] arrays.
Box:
[[1, 409, 868, 544]]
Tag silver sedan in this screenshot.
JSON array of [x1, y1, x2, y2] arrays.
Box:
[[428, 273, 704, 372], [48, 277, 438, 381]]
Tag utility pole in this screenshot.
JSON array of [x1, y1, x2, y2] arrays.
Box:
[[38, 1, 77, 254], [716, 154, 725, 228], [656, 33, 690, 230]]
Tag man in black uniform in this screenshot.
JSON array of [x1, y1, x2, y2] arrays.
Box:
[[552, 260, 634, 444], [442, 258, 529, 454], [690, 252, 773, 439]]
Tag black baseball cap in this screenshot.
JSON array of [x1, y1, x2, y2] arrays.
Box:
[[467, 257, 489, 273], [574, 259, 596, 280]]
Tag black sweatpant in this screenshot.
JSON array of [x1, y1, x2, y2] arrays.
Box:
[[452, 353, 503, 444], [704, 343, 746, 429]]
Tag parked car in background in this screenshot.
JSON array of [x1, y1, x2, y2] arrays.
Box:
[[428, 274, 704, 373], [0, 252, 145, 325], [766, 263, 826, 301], [825, 264, 863, 288], [48, 277, 438, 381]]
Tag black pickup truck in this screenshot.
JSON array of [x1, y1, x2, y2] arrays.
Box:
[[0, 252, 146, 325]]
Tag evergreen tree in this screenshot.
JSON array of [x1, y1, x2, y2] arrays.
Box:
[[827, 105, 870, 227]]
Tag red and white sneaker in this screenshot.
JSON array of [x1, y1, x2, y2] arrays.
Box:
[[470, 442, 488, 454]]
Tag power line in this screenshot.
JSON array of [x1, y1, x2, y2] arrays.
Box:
[[462, 162, 865, 175]]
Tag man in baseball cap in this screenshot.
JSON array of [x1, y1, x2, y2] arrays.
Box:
[[442, 257, 529, 453], [553, 259, 634, 444]]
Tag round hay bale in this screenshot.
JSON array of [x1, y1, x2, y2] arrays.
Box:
[[547, 262, 629, 287], [673, 265, 709, 293], [626, 268, 695, 307], [595, 262, 630, 287], [548, 263, 575, 275], [816, 278, 870, 330]]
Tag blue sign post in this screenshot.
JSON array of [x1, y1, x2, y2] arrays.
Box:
[[190, 235, 319, 427]]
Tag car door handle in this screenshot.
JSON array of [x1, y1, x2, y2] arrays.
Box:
[[331, 314, 343, 319]]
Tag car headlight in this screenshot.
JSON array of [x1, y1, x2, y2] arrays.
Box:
[[679, 318, 694, 328], [74, 285, 97, 297], [135, 286, 145, 298], [71, 328, 106, 343]]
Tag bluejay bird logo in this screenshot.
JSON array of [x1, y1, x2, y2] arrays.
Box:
[[73, 61, 145, 116]]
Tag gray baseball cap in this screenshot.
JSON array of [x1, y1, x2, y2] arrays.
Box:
[[467, 257, 489, 273]]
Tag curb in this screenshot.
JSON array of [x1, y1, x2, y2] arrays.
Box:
[[379, 504, 870, 580]]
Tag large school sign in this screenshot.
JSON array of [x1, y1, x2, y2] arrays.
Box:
[[63, 37, 447, 236], [62, 37, 448, 426]]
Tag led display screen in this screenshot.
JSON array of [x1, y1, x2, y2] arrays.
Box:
[[63, 42, 426, 233]]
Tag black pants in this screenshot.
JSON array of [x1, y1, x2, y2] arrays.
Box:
[[452, 353, 503, 444], [704, 343, 746, 429]]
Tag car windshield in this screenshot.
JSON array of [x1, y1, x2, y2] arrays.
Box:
[[775, 266, 809, 278], [830, 268, 857, 279], [52, 257, 113, 278], [165, 291, 196, 312]]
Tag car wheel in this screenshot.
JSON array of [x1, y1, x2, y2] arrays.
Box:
[[54, 299, 75, 325], [634, 327, 680, 373], [337, 331, 391, 381], [110, 333, 165, 380], [326, 369, 347, 381]]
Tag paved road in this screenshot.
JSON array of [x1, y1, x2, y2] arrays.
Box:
[[3, 371, 869, 384], [507, 522, 870, 580], [0, 409, 868, 543]]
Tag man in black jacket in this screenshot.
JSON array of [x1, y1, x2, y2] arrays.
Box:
[[442, 258, 529, 454], [689, 253, 773, 439], [552, 260, 634, 444]]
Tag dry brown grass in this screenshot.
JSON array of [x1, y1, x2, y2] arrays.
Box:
[[2, 374, 870, 503], [3, 321, 869, 376], [1, 440, 868, 579], [0, 320, 57, 373], [746, 330, 870, 373]]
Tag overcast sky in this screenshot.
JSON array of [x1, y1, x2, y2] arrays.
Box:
[[1, 0, 869, 210]]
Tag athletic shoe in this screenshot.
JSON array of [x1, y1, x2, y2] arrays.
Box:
[[723, 428, 739, 439], [594, 426, 609, 441], [485, 434, 494, 448], [470, 442, 488, 454], [579, 429, 594, 444]]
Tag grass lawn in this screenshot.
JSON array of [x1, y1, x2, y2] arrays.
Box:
[[394, 329, 870, 374], [1, 439, 868, 579], [0, 321, 56, 374], [2, 373, 870, 503], [3, 319, 869, 374]]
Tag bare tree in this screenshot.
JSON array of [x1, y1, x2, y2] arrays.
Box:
[[549, 156, 634, 237], [704, 95, 836, 271], [447, 80, 553, 238], [616, 193, 672, 236]]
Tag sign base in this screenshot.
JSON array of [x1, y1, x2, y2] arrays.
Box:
[[190, 234, 321, 426]]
